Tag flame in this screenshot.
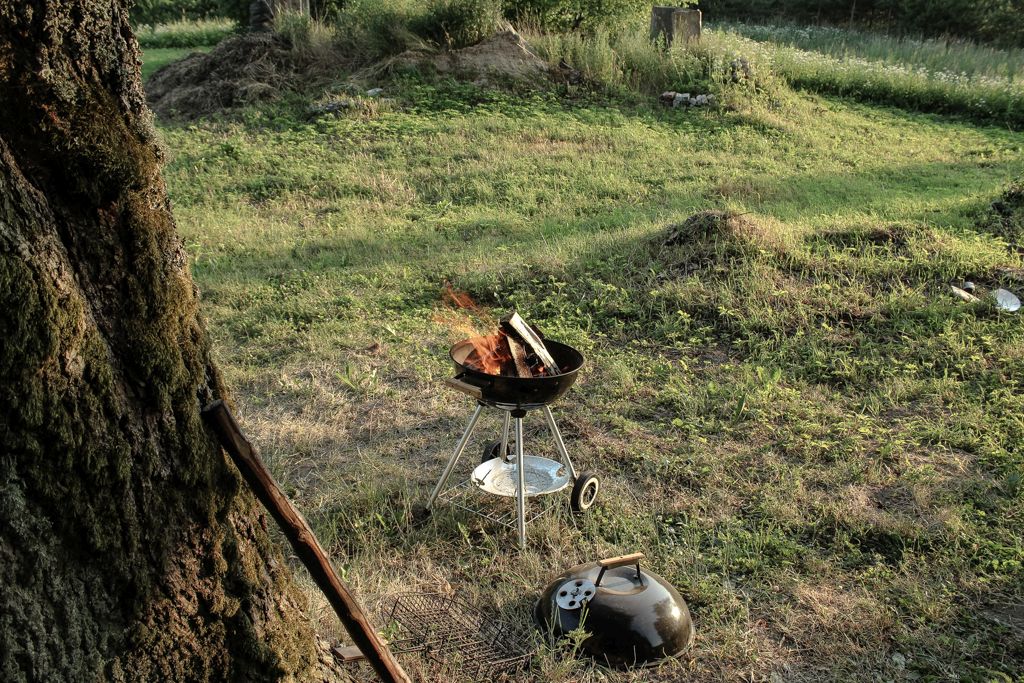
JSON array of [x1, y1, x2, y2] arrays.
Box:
[[441, 284, 478, 311], [465, 332, 512, 376], [437, 283, 554, 377], [441, 283, 495, 324]]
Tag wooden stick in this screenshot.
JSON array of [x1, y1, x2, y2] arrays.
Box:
[[506, 335, 532, 377], [501, 312, 561, 375], [443, 376, 483, 399], [201, 400, 410, 683]]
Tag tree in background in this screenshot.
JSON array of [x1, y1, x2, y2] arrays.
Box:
[[0, 1, 317, 680]]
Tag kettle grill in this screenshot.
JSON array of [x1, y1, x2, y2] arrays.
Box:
[[425, 336, 600, 548]]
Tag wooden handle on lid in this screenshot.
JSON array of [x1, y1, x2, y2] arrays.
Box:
[[598, 552, 645, 569], [595, 552, 645, 587]]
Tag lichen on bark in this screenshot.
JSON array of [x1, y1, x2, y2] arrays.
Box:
[[0, 2, 316, 680]]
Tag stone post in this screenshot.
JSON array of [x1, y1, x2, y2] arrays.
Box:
[[650, 6, 702, 47]]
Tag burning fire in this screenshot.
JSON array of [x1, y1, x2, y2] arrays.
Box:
[[439, 283, 558, 378], [466, 333, 514, 376]]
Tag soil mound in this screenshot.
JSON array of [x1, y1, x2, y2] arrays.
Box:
[[147, 29, 549, 120], [987, 178, 1024, 247], [390, 30, 548, 81], [147, 33, 295, 120], [663, 210, 762, 246]]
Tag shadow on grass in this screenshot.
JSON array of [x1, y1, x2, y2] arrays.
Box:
[[191, 157, 1020, 288]]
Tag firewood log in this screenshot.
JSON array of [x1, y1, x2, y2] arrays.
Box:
[[500, 312, 561, 375]]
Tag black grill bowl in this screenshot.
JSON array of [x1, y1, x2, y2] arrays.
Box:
[[450, 337, 583, 409]]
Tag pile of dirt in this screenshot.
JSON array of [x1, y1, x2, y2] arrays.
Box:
[[987, 178, 1024, 248], [148, 29, 550, 120], [147, 33, 297, 120], [388, 30, 548, 82], [662, 210, 763, 246]]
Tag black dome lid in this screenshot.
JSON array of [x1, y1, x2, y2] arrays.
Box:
[[534, 553, 695, 669]]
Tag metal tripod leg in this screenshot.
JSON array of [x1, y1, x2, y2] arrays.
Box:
[[427, 403, 484, 508], [514, 415, 527, 549], [499, 411, 511, 462], [543, 406, 578, 481]]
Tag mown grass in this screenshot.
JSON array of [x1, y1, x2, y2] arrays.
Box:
[[151, 62, 1024, 681], [141, 46, 210, 80]]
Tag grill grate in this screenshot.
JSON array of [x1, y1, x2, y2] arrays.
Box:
[[378, 593, 533, 678], [437, 478, 556, 529]]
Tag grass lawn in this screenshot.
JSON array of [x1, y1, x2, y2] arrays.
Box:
[[152, 63, 1024, 681], [141, 46, 210, 80]]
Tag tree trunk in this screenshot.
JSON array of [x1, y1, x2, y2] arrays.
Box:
[[0, 2, 316, 681]]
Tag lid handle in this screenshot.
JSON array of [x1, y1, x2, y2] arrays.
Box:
[[595, 552, 644, 587], [444, 375, 483, 399]]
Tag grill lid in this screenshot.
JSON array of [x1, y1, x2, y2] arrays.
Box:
[[534, 553, 695, 668]]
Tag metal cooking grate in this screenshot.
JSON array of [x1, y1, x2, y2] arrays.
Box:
[[437, 478, 558, 530], [378, 592, 533, 678]]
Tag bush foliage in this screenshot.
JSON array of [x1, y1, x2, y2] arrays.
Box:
[[411, 0, 503, 49], [135, 18, 237, 47], [131, 0, 222, 26], [503, 0, 653, 31]]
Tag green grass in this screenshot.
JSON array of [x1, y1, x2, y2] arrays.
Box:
[[709, 23, 1024, 127], [134, 18, 237, 48], [141, 46, 209, 80], [155, 72, 1024, 681], [528, 16, 1024, 128], [720, 20, 1024, 82]]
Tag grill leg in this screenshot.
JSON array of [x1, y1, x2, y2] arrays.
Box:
[[499, 411, 511, 462], [427, 403, 485, 509], [514, 415, 527, 549], [543, 406, 578, 481]]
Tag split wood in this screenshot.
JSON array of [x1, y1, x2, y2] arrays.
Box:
[[506, 335, 532, 377], [501, 311, 561, 375], [201, 400, 410, 683]]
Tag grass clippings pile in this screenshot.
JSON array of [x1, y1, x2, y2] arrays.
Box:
[[147, 33, 298, 119], [663, 210, 764, 246], [987, 177, 1024, 249]]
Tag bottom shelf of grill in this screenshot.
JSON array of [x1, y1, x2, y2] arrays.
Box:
[[436, 478, 559, 530], [378, 593, 533, 678]]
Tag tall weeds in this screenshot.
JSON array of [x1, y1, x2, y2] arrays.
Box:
[[135, 18, 237, 48], [526, 23, 775, 99], [529, 18, 1024, 127]]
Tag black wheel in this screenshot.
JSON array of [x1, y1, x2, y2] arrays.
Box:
[[482, 440, 512, 464], [571, 472, 600, 513]]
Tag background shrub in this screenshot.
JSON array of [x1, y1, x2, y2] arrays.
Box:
[[134, 18, 238, 47], [503, 0, 653, 32], [333, 0, 427, 60], [410, 0, 503, 49], [131, 0, 223, 26]]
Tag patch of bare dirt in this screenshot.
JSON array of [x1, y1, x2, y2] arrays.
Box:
[[147, 33, 296, 120], [868, 484, 917, 515]]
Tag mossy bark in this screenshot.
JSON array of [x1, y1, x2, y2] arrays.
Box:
[[0, 2, 316, 680]]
